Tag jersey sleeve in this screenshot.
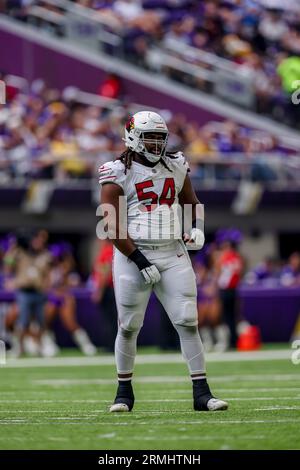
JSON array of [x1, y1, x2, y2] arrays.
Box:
[[168, 152, 190, 191], [174, 151, 190, 176], [98, 161, 126, 190]]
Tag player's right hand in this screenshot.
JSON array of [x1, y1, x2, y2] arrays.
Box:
[[140, 265, 161, 284], [128, 248, 161, 284]]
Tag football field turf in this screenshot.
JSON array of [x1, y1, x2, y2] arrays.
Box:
[[0, 348, 300, 450]]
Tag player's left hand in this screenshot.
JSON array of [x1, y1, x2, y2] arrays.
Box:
[[183, 228, 205, 250]]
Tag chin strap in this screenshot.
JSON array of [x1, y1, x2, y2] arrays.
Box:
[[137, 152, 161, 166], [142, 151, 161, 164]]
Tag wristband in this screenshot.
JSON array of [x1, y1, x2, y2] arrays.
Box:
[[128, 249, 151, 271]]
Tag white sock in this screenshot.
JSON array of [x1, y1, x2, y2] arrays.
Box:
[[174, 324, 206, 377]]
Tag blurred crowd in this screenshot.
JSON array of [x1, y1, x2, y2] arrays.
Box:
[[0, 229, 98, 357], [0, 75, 296, 184], [193, 228, 300, 351], [4, 1, 300, 126], [0, 76, 124, 182], [244, 251, 300, 288]]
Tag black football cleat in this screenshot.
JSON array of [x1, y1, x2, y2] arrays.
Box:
[[193, 380, 228, 411], [109, 382, 135, 413]]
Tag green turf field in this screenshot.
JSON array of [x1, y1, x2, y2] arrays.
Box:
[[0, 348, 300, 450]]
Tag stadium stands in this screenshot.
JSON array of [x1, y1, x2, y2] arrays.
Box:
[[0, 73, 299, 186], [4, 0, 300, 127]]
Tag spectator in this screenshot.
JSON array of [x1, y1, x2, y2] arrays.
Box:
[[280, 252, 300, 287], [45, 243, 97, 356], [216, 229, 244, 349], [98, 73, 122, 99], [258, 9, 288, 44], [244, 257, 279, 285], [91, 239, 118, 352], [3, 228, 51, 356], [194, 245, 224, 352]]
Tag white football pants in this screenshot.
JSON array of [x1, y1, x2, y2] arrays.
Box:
[[113, 240, 206, 378]]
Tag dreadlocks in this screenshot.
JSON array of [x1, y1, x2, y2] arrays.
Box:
[[117, 149, 172, 174], [118, 149, 135, 174], [161, 158, 172, 172]]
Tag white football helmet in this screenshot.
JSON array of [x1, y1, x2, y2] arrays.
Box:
[[124, 111, 169, 163]]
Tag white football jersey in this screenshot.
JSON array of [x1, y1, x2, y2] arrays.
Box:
[[99, 153, 189, 245]]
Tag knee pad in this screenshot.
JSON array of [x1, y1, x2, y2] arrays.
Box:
[[117, 275, 144, 331], [173, 300, 198, 326], [118, 275, 140, 308], [174, 324, 199, 338], [118, 327, 139, 340], [174, 268, 198, 326]]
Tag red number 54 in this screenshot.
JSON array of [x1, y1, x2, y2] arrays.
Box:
[[135, 178, 175, 211]]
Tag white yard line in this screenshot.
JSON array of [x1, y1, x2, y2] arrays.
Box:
[[101, 435, 267, 441], [2, 349, 293, 368], [0, 434, 266, 442], [198, 388, 300, 393], [139, 387, 300, 394], [1, 387, 299, 398], [32, 374, 300, 386], [254, 406, 300, 411], [0, 418, 300, 426], [221, 397, 300, 401], [47, 417, 92, 420], [0, 410, 101, 413], [59, 408, 300, 414], [0, 393, 300, 413], [47, 437, 69, 441], [0, 399, 101, 403]]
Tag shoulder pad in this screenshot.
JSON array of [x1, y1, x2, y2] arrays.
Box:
[[167, 152, 190, 173], [98, 160, 126, 188], [166, 151, 184, 160]]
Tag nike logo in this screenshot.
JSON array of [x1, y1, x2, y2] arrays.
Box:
[[177, 254, 184, 258]]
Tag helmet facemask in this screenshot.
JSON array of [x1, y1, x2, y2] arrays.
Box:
[[139, 131, 168, 163]]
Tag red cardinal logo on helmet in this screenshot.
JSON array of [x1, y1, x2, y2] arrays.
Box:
[[126, 116, 135, 132]]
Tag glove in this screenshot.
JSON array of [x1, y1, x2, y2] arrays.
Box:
[[184, 228, 205, 250], [140, 265, 161, 284], [128, 249, 161, 284]]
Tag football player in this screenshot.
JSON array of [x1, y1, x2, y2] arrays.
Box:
[[99, 111, 228, 412]]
